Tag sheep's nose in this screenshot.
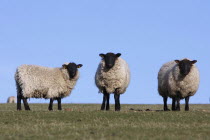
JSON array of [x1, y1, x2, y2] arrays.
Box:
[[70, 72, 76, 77]]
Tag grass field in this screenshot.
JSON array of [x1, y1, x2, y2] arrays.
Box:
[[0, 104, 210, 140]]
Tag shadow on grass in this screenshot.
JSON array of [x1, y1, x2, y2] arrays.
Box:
[[129, 108, 164, 112]]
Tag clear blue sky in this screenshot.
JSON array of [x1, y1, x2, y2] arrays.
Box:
[[0, 1, 210, 104]]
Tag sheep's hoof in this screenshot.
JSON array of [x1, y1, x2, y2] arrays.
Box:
[[101, 108, 106, 111], [101, 104, 105, 110]]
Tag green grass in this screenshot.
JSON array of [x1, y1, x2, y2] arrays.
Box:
[[0, 104, 210, 140]]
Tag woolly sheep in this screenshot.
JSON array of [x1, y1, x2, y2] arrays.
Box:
[[15, 62, 83, 111], [7, 96, 16, 103], [95, 52, 130, 111], [158, 58, 200, 111]]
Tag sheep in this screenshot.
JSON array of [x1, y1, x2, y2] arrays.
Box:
[[7, 96, 16, 103], [95, 52, 130, 111], [15, 62, 83, 111], [158, 58, 200, 111]]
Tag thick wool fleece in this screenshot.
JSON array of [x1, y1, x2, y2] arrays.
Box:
[[15, 65, 79, 99], [158, 59, 200, 99], [95, 57, 130, 94]]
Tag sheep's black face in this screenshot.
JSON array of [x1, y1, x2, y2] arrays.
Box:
[[175, 59, 197, 76], [99, 53, 121, 69], [62, 63, 83, 79]]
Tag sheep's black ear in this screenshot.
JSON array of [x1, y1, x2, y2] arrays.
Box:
[[99, 53, 105, 58], [191, 60, 197, 64], [77, 64, 83, 68], [175, 60, 180, 64], [62, 64, 68, 69], [116, 53, 121, 57]]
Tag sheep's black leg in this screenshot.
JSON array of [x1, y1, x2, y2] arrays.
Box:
[[101, 93, 109, 111], [17, 95, 22, 111], [16, 81, 22, 111], [176, 98, 181, 111], [101, 89, 108, 111], [23, 98, 30, 110], [48, 98, 54, 111], [101, 93, 106, 110], [57, 98, 62, 110], [114, 94, 120, 111], [185, 96, 190, 111], [172, 97, 176, 111], [106, 93, 110, 111], [163, 97, 170, 111]]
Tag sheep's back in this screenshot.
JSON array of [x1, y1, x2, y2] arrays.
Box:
[[15, 65, 69, 98], [158, 61, 176, 97]]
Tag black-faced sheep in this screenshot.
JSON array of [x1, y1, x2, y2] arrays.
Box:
[[158, 58, 200, 111], [15, 62, 82, 111], [95, 52, 130, 111]]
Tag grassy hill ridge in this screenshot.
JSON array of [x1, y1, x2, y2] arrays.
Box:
[[0, 104, 209, 140]]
